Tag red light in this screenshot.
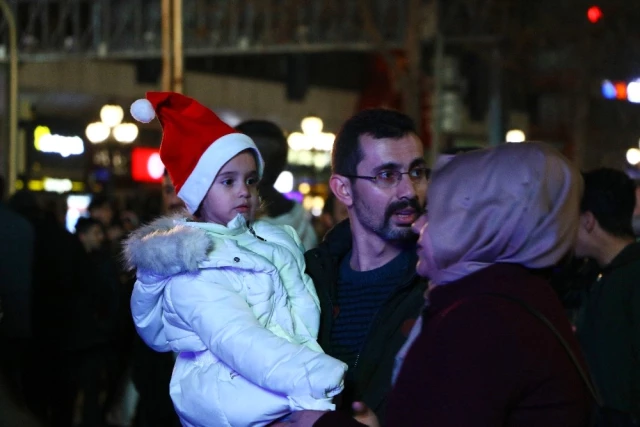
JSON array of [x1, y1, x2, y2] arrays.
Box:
[[587, 6, 602, 23], [614, 82, 627, 100], [131, 147, 164, 183]]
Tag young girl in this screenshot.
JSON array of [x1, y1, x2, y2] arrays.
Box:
[[123, 92, 347, 427]]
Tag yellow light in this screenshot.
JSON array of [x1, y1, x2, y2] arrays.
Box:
[[311, 196, 325, 217], [85, 122, 110, 143], [27, 180, 44, 191], [287, 132, 306, 151], [626, 148, 640, 165], [301, 116, 323, 136], [113, 123, 139, 143], [303, 195, 314, 210], [298, 182, 311, 194], [505, 129, 526, 143], [15, 180, 24, 190], [71, 181, 85, 191], [33, 125, 51, 150], [100, 104, 124, 128]]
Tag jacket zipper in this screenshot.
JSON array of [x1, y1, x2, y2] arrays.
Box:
[[248, 224, 266, 241], [352, 274, 419, 371]]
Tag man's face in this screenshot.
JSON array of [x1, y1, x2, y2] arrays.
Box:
[[163, 174, 185, 214], [349, 133, 427, 243]]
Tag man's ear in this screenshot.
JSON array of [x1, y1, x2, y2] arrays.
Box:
[[580, 211, 597, 233], [329, 174, 353, 208]]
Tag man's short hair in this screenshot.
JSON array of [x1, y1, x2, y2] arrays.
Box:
[[581, 168, 636, 238], [75, 216, 102, 235], [236, 120, 288, 187], [331, 109, 417, 177]]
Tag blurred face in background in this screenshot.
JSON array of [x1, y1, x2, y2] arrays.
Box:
[[79, 224, 105, 253], [163, 173, 185, 214], [90, 203, 113, 227]]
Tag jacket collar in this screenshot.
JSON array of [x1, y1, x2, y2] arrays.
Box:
[[603, 241, 640, 273], [318, 218, 353, 259]]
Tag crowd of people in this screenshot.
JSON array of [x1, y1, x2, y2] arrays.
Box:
[[1, 91, 639, 427]]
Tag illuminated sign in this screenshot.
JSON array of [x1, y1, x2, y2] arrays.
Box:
[[34, 125, 84, 157], [601, 79, 640, 103], [132, 147, 164, 183], [15, 177, 84, 193]]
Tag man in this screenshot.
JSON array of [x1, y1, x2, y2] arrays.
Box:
[[302, 109, 429, 423], [574, 168, 640, 426], [236, 120, 318, 249]]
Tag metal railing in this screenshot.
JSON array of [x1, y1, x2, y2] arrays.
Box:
[[0, 0, 415, 61]]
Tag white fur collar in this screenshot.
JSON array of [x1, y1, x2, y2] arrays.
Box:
[[122, 211, 213, 276]]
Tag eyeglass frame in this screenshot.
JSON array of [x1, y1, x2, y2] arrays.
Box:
[[342, 166, 431, 188]]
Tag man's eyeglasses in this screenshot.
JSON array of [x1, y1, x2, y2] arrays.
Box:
[[344, 167, 430, 189]]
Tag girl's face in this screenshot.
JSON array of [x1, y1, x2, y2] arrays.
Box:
[[199, 150, 260, 225]]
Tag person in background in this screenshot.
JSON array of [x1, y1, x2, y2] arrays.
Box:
[[574, 168, 640, 426], [316, 193, 349, 240], [632, 181, 640, 238], [0, 175, 34, 403], [236, 120, 318, 250], [300, 109, 429, 424], [88, 195, 114, 231], [292, 142, 593, 427], [161, 168, 186, 214], [9, 189, 90, 427]]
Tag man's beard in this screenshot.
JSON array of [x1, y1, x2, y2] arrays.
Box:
[[353, 196, 424, 243]]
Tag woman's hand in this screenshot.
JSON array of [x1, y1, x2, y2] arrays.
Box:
[[352, 402, 379, 427]]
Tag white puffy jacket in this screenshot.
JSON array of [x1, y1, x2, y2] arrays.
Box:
[[123, 214, 346, 427]]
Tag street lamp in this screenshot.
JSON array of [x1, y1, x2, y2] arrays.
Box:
[[85, 104, 139, 192], [86, 105, 139, 144]]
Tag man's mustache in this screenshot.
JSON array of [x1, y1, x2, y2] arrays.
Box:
[[385, 198, 424, 219]]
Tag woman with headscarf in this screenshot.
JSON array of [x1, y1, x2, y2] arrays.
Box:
[[286, 142, 595, 427]]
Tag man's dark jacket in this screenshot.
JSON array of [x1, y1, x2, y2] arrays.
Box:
[[304, 220, 427, 421]]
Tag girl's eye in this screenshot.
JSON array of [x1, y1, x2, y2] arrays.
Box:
[[221, 179, 233, 186], [246, 177, 259, 186]]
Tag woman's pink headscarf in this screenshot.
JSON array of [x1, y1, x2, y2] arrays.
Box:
[[422, 142, 583, 285]]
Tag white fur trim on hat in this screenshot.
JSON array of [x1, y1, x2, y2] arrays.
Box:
[[130, 99, 156, 123], [177, 133, 265, 214]]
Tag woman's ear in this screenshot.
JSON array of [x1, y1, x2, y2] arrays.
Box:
[[329, 175, 353, 208]]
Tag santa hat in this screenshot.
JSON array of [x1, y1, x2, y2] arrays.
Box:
[[130, 92, 264, 214]]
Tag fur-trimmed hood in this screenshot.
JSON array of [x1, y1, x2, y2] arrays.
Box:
[[122, 212, 213, 277]]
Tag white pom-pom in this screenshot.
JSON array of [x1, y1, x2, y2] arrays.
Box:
[[130, 99, 156, 123]]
